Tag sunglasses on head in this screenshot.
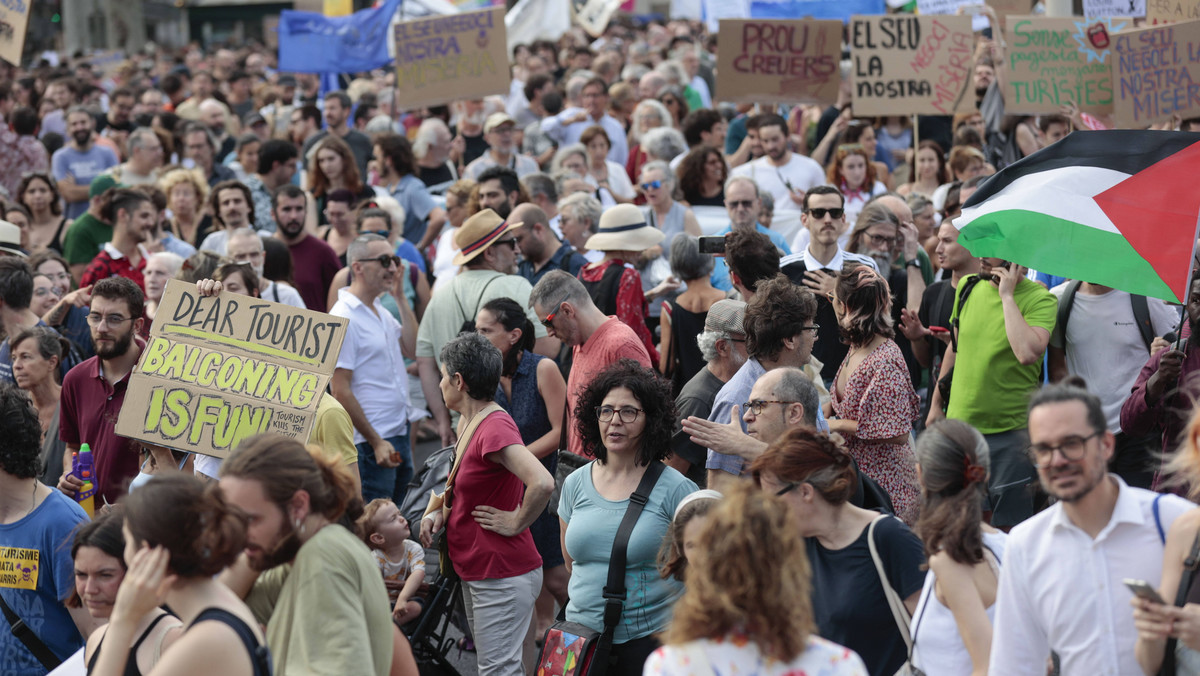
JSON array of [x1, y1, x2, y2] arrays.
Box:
[[806, 207, 844, 219], [641, 180, 662, 190]]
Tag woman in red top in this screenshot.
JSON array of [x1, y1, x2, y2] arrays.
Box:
[[579, 204, 669, 364], [420, 332, 554, 676]]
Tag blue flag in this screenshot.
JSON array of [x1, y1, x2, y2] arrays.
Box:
[[750, 0, 886, 22], [278, 0, 402, 74]]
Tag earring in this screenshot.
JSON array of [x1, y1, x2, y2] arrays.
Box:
[[294, 518, 305, 536]]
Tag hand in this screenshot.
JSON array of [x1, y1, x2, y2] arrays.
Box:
[[58, 471, 83, 497], [681, 407, 761, 460], [1132, 596, 1175, 642], [196, 279, 224, 297], [569, 110, 590, 125], [372, 438, 399, 468], [111, 546, 177, 625], [419, 512, 444, 548], [472, 504, 522, 537], [1171, 603, 1200, 650], [925, 405, 945, 429], [992, 263, 1025, 299], [801, 269, 837, 298], [898, 308, 931, 342], [788, 188, 806, 206], [648, 275, 682, 299], [59, 173, 77, 189], [61, 285, 93, 308], [437, 418, 456, 448], [1151, 336, 1172, 356], [1152, 349, 1185, 391], [899, 220, 921, 262]]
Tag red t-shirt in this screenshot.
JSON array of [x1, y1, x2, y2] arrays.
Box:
[[287, 235, 342, 312], [447, 412, 542, 581], [567, 317, 652, 458], [59, 354, 141, 504]]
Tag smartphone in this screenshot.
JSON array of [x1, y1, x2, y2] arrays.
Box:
[[929, 326, 950, 335], [1124, 579, 1166, 605], [698, 236, 726, 255]]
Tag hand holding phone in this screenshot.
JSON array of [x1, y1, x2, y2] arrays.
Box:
[[1125, 579, 1166, 605]]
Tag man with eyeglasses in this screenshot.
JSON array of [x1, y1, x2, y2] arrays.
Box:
[[464, 113, 540, 180], [272, 184, 342, 312], [330, 234, 418, 505], [708, 176, 792, 293], [227, 227, 305, 308], [991, 383, 1192, 676]]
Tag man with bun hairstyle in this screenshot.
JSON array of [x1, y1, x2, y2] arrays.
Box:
[[80, 188, 156, 290]]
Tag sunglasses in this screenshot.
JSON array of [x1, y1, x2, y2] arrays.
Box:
[[641, 180, 662, 190], [727, 199, 755, 210], [806, 207, 844, 219], [361, 254, 400, 268], [494, 237, 518, 249], [540, 293, 571, 328]]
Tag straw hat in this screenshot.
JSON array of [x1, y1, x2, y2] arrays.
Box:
[[584, 204, 665, 252], [453, 209, 523, 265], [0, 221, 26, 258]]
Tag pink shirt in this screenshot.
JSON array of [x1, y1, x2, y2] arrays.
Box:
[[567, 317, 651, 457]]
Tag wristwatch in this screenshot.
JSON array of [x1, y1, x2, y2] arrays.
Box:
[[906, 259, 921, 268]]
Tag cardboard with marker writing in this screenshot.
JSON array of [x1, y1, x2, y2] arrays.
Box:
[[0, 0, 30, 67], [1147, 0, 1200, 24], [1111, 18, 1200, 126], [1004, 15, 1120, 115], [115, 280, 348, 459], [850, 14, 976, 116], [393, 7, 510, 111], [715, 18, 842, 105]]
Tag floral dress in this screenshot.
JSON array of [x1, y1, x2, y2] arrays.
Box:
[[831, 339, 921, 524]]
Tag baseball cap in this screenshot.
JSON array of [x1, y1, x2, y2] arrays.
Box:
[[89, 174, 121, 199], [483, 112, 517, 134]]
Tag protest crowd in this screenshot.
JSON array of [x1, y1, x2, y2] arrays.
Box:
[[6, 4, 1200, 676]]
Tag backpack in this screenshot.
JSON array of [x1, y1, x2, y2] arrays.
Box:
[[937, 274, 984, 409], [1055, 279, 1155, 355], [580, 262, 626, 316]]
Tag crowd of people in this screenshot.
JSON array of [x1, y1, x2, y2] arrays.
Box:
[[4, 8, 1200, 676]]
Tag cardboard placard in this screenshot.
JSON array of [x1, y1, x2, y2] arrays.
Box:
[[988, 0, 1033, 20], [263, 16, 280, 51], [1112, 19, 1200, 126], [850, 14, 976, 116], [393, 7, 510, 111], [0, 0, 30, 67], [715, 18, 842, 105], [1085, 0, 1146, 17], [1147, 0, 1200, 24], [115, 280, 348, 459], [1004, 16, 1119, 114]]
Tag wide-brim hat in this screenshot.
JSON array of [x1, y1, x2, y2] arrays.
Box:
[[585, 204, 665, 252], [0, 221, 27, 258], [453, 209, 523, 265]]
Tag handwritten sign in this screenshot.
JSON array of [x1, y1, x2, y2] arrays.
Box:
[[1004, 16, 1118, 115], [1147, 0, 1200, 23], [715, 18, 842, 105], [0, 0, 30, 66], [1085, 0, 1145, 17], [850, 15, 975, 116], [1112, 19, 1200, 126], [393, 7, 510, 111], [116, 280, 348, 459]]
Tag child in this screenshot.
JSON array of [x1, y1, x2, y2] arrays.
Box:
[[358, 498, 426, 624], [657, 489, 723, 582]]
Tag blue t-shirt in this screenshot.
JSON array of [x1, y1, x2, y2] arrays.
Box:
[[709, 223, 792, 292], [387, 175, 437, 245], [394, 238, 427, 273], [51, 144, 119, 219], [558, 462, 696, 643], [0, 490, 89, 675]]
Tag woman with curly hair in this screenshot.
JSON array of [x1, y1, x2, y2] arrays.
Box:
[[675, 145, 727, 207], [158, 167, 212, 247], [307, 135, 376, 228], [646, 482, 867, 675], [558, 359, 698, 673], [828, 266, 921, 523]]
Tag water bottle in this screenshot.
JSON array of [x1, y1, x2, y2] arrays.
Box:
[[73, 444, 96, 517]]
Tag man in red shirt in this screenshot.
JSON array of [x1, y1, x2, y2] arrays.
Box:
[[80, 188, 154, 290], [272, 184, 341, 312], [530, 270, 651, 458]]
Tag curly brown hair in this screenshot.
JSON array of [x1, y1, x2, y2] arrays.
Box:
[[573, 359, 677, 466], [676, 146, 724, 205], [744, 274, 817, 362]]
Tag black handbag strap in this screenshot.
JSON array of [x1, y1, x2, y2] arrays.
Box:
[[0, 590, 62, 670], [1162, 529, 1200, 675], [594, 461, 666, 671]]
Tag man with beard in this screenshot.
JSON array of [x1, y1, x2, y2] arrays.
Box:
[[51, 107, 119, 219], [226, 227, 305, 307], [95, 87, 135, 137], [81, 188, 156, 290], [374, 133, 447, 252], [417, 210, 552, 447], [476, 166, 525, 220], [288, 105, 322, 149], [780, 186, 877, 384], [991, 384, 1192, 675], [927, 255, 1056, 528], [302, 91, 373, 178], [218, 435, 393, 676], [56, 277, 148, 504], [199, 98, 236, 162], [510, 202, 586, 285], [464, 113, 540, 180], [272, 184, 341, 312], [330, 235, 417, 505], [730, 114, 824, 218], [181, 122, 236, 188]]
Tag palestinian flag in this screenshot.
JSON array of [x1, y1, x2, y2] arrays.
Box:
[[957, 130, 1200, 303]]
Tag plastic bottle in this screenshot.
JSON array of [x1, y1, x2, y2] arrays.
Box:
[[73, 444, 96, 517]]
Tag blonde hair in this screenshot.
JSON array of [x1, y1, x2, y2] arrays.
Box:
[[1169, 408, 1200, 499], [356, 498, 393, 549], [158, 167, 210, 206], [662, 482, 815, 662]]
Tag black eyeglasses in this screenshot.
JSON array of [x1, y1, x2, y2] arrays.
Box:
[[494, 237, 518, 249], [866, 232, 897, 247], [596, 406, 643, 423], [727, 199, 755, 210], [87, 313, 133, 327], [742, 400, 800, 416], [775, 482, 799, 497], [1029, 432, 1100, 467], [805, 207, 844, 220], [361, 254, 400, 268]]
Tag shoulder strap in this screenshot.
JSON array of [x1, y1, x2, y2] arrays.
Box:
[[1153, 493, 1167, 545], [1164, 527, 1200, 675], [130, 611, 174, 652], [0, 591, 62, 669], [1055, 280, 1082, 356], [867, 516, 913, 653], [443, 403, 504, 509], [1131, 294, 1155, 353], [949, 275, 982, 354], [191, 608, 272, 676]]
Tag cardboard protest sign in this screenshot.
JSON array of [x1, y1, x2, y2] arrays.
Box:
[[1004, 16, 1120, 115], [716, 18, 842, 105], [1112, 19, 1200, 126], [393, 7, 510, 111], [116, 280, 348, 459], [850, 14, 975, 116], [1085, 0, 1145, 17], [0, 0, 30, 66], [1147, 0, 1200, 23]]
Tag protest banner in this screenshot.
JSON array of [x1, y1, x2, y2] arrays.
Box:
[[716, 18, 842, 105], [0, 0, 30, 66], [115, 280, 348, 459], [1111, 19, 1200, 126], [394, 7, 510, 110], [278, 0, 400, 73], [850, 14, 975, 116], [1147, 0, 1200, 23], [574, 0, 622, 37], [1004, 15, 1119, 115], [1085, 0, 1146, 17], [748, 0, 885, 21]]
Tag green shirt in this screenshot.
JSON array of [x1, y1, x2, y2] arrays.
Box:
[[415, 269, 547, 366], [61, 212, 111, 266], [947, 275, 1056, 433], [246, 524, 393, 676]]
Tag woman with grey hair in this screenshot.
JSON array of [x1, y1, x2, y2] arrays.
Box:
[[642, 126, 688, 165], [552, 143, 617, 208], [558, 192, 603, 262], [639, 160, 701, 331], [419, 331, 554, 676], [659, 234, 724, 390], [628, 99, 673, 185]]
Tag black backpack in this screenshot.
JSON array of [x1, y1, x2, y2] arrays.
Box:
[[1055, 279, 1155, 355]]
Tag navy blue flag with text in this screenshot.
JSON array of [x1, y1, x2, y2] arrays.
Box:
[[278, 0, 402, 74]]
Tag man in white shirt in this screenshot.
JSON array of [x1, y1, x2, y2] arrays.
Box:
[[990, 384, 1193, 676], [329, 234, 418, 505], [542, 77, 627, 165], [731, 113, 825, 215], [226, 227, 305, 308]]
